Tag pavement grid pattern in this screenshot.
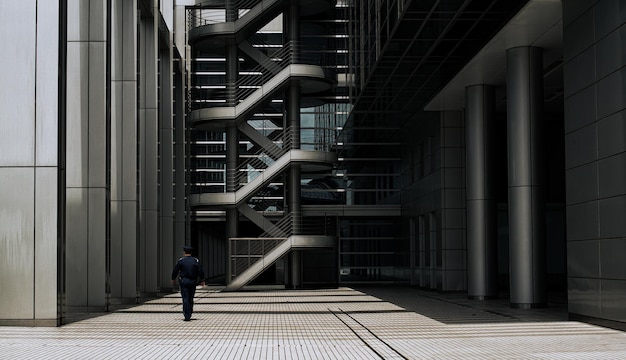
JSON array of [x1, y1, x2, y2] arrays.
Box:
[[2, 286, 626, 359]]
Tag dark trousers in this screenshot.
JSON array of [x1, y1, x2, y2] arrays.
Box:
[[179, 278, 197, 320]]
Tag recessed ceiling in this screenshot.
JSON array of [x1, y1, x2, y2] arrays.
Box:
[[425, 0, 563, 111]]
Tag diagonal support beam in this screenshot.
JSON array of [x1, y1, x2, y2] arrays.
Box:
[[239, 40, 282, 76], [237, 203, 288, 237], [238, 121, 284, 159]]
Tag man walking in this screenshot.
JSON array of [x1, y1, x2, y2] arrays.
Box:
[[171, 246, 205, 321]]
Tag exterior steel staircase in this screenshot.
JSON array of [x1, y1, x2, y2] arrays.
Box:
[[187, 0, 337, 290]]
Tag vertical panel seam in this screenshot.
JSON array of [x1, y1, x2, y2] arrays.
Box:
[[34, 0, 39, 319]]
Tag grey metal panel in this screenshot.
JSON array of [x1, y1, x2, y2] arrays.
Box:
[[444, 249, 466, 270], [89, 42, 107, 188], [122, 201, 138, 298], [441, 126, 463, 148], [142, 211, 159, 293], [599, 195, 626, 239], [0, 1, 35, 167], [562, 5, 593, 60], [66, 42, 89, 188], [35, 167, 59, 319], [109, 199, 138, 300], [595, 26, 626, 80], [594, 0, 626, 40], [567, 277, 600, 317], [565, 162, 598, 205], [122, 81, 138, 201], [110, 81, 122, 200], [441, 110, 462, 127], [443, 208, 465, 230], [600, 279, 626, 321], [160, 128, 174, 212], [144, 108, 159, 210], [109, 201, 123, 298], [122, 0, 137, 81], [567, 239, 599, 278], [442, 229, 464, 250], [599, 153, 626, 198], [443, 147, 464, 168], [36, 0, 59, 167], [65, 188, 89, 307], [566, 201, 599, 241], [600, 238, 626, 280], [89, 0, 107, 41], [443, 270, 466, 291], [598, 111, 626, 158], [88, 189, 106, 307], [563, 47, 595, 98], [563, 85, 596, 134], [443, 168, 463, 188], [0, 168, 35, 319], [141, 19, 158, 110], [110, 0, 122, 81], [443, 188, 464, 209], [159, 47, 174, 288], [160, 220, 174, 289], [564, 124, 597, 169], [67, 0, 89, 41], [597, 68, 626, 120]]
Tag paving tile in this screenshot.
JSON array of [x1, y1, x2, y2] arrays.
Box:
[[2, 287, 626, 359]]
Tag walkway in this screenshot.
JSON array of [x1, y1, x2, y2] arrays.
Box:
[[2, 286, 626, 359]]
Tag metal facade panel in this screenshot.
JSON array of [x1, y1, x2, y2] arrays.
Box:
[[0, 168, 35, 319], [66, 42, 90, 188], [0, 1, 36, 166], [36, 0, 60, 167], [34, 167, 59, 319], [67, 0, 89, 41], [89, 42, 108, 188], [88, 189, 107, 306], [65, 188, 89, 307]]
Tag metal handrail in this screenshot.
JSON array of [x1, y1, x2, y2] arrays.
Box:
[[228, 213, 338, 279], [188, 0, 264, 28]]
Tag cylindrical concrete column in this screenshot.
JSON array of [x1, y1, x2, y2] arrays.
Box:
[[225, 0, 236, 22], [286, 1, 302, 288], [286, 1, 300, 63], [465, 85, 498, 300], [506, 46, 546, 308]]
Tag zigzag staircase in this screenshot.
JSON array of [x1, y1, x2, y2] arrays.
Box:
[[187, 0, 337, 291]]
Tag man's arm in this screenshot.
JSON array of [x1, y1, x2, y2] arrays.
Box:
[[197, 261, 206, 286]]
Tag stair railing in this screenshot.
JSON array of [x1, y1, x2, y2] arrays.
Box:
[[233, 127, 292, 190]]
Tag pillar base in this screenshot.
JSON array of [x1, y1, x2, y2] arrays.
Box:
[[510, 302, 547, 309], [468, 295, 498, 300]]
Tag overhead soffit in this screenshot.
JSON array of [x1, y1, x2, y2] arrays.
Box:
[[425, 0, 563, 111]]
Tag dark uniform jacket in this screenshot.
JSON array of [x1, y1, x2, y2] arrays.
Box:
[[171, 256, 205, 284]]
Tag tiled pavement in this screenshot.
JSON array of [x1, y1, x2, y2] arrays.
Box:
[[2, 286, 626, 359]]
